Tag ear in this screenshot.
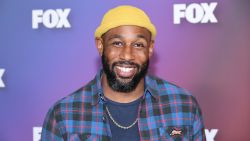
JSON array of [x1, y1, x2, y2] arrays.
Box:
[[95, 37, 104, 56], [149, 40, 154, 58]]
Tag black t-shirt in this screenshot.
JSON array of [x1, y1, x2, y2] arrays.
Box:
[[105, 96, 143, 141]]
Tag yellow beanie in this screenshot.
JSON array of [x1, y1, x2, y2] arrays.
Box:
[[95, 5, 157, 40]]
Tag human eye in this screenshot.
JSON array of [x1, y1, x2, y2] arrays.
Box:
[[111, 41, 123, 47], [133, 42, 146, 48]]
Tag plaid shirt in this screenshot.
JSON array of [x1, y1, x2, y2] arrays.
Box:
[[42, 70, 206, 141]]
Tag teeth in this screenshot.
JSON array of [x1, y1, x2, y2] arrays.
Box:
[[117, 66, 133, 72]]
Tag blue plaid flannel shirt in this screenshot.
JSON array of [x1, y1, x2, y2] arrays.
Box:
[[41, 70, 206, 141]]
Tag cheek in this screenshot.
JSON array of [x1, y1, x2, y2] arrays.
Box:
[[133, 50, 150, 62], [104, 48, 121, 62]]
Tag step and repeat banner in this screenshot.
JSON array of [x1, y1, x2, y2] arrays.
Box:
[[0, 0, 249, 141]]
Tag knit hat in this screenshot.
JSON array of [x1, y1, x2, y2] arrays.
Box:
[[95, 5, 156, 40]]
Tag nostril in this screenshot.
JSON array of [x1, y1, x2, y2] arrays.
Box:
[[119, 47, 135, 60]]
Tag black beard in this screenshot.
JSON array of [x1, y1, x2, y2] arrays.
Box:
[[102, 54, 149, 93]]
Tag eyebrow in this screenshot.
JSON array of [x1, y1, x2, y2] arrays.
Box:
[[107, 34, 122, 40], [136, 34, 147, 40], [107, 34, 148, 41]]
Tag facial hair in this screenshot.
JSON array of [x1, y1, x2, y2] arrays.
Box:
[[102, 54, 149, 93]]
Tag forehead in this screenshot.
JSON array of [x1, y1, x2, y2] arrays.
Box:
[[102, 25, 151, 40]]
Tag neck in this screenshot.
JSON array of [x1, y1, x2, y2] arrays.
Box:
[[101, 73, 145, 103]]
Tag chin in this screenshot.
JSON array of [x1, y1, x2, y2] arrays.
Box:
[[116, 76, 134, 84]]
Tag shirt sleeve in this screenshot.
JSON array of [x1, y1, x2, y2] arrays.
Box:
[[41, 106, 64, 141], [192, 96, 206, 141]]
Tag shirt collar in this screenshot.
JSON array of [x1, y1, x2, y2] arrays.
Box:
[[91, 69, 159, 106], [144, 75, 160, 100], [91, 69, 104, 106]]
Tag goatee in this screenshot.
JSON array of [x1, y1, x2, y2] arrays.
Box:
[[102, 54, 149, 93]]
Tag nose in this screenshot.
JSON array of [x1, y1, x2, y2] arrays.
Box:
[[119, 45, 135, 61]]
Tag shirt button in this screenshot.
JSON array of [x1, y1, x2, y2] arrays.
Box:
[[101, 96, 104, 101]]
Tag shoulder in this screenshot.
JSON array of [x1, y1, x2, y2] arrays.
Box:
[[48, 79, 96, 113], [147, 74, 199, 106], [147, 74, 191, 95]]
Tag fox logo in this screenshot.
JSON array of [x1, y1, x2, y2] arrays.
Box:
[[170, 128, 182, 136]]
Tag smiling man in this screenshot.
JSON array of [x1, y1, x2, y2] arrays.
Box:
[[41, 5, 206, 141]]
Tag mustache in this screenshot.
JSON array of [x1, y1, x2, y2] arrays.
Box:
[[112, 61, 140, 69]]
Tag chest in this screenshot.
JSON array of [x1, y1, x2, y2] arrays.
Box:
[[57, 99, 194, 141]]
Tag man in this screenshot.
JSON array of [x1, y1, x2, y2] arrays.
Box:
[[41, 5, 206, 141]]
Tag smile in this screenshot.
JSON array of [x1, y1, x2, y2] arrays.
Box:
[[115, 66, 137, 78]]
